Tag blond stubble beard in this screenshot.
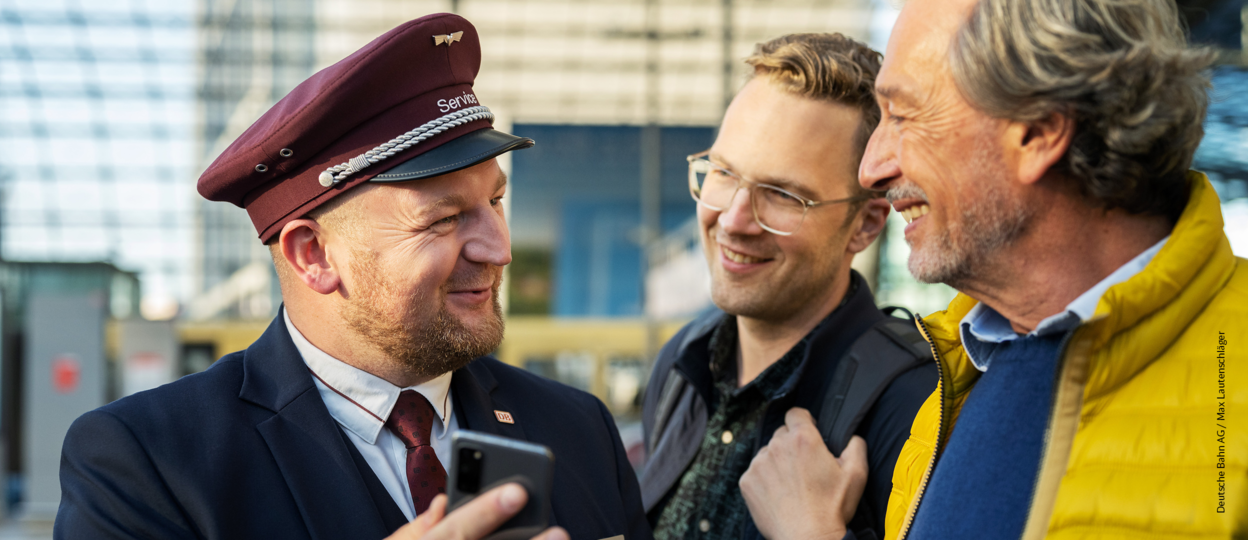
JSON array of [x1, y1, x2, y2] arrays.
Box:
[[340, 250, 504, 379], [706, 224, 853, 322]]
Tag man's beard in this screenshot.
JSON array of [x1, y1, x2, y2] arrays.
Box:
[[892, 174, 1029, 288], [341, 250, 504, 380]]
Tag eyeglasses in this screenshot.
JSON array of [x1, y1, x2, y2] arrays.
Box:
[[686, 151, 879, 236]]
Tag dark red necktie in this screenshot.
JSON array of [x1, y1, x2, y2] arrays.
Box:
[[385, 390, 447, 514]]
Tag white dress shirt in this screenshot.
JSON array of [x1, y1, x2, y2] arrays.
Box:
[[283, 310, 457, 521], [959, 236, 1169, 371]]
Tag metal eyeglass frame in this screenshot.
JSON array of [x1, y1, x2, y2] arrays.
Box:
[[686, 150, 879, 236]]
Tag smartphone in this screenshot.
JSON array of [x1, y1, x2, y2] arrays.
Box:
[[447, 430, 555, 540]]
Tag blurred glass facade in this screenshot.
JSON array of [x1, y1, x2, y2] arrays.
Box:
[[191, 0, 317, 320], [3, 0, 1244, 318], [0, 0, 1244, 528], [1198, 67, 1248, 200], [1198, 66, 1248, 257], [0, 0, 1240, 364], [0, 0, 195, 319]]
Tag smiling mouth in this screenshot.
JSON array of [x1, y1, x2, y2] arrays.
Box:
[[898, 203, 930, 223], [447, 272, 501, 297], [450, 284, 493, 295], [721, 246, 770, 264]]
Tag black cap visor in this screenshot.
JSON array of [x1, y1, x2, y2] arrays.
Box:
[[369, 128, 534, 183]]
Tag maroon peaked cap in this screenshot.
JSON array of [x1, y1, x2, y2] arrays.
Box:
[[197, 13, 532, 243]]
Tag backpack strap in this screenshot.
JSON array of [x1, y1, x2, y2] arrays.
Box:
[[817, 312, 934, 456]]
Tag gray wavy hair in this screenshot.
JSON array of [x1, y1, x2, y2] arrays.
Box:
[[951, 0, 1215, 221]]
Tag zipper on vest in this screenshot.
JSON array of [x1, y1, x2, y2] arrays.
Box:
[[896, 317, 950, 540]]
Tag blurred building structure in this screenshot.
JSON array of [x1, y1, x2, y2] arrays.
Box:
[[192, 0, 315, 321], [3, 0, 1244, 413], [0, 0, 196, 320], [0, 262, 139, 519], [6, 0, 1243, 328], [0, 0, 1242, 531]]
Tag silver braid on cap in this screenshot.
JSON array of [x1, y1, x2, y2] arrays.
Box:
[[318, 105, 494, 187]]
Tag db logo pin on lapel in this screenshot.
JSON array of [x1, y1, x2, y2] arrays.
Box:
[[494, 410, 515, 424]]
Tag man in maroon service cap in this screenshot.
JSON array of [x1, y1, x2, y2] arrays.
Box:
[[54, 14, 649, 540]]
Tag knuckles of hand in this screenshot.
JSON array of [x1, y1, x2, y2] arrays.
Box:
[[784, 407, 815, 425], [789, 428, 820, 449]]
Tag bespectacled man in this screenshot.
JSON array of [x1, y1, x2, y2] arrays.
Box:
[[639, 33, 937, 540]]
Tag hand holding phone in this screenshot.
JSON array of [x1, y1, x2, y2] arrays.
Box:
[[446, 431, 555, 540], [383, 483, 567, 540]]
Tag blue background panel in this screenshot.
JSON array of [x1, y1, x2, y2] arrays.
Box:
[[509, 124, 715, 247], [555, 202, 696, 317], [509, 124, 716, 317]]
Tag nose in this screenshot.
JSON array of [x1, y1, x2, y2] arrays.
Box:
[[463, 206, 512, 267], [717, 186, 765, 236], [858, 120, 902, 191]]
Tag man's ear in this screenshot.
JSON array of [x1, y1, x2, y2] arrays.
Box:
[[1008, 110, 1074, 186], [847, 198, 890, 254], [279, 219, 342, 295]]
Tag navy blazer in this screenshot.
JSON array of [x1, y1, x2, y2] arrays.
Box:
[[56, 313, 651, 540]]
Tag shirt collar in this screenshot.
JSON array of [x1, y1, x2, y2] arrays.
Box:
[[960, 235, 1169, 371], [706, 314, 811, 402], [283, 309, 453, 444]]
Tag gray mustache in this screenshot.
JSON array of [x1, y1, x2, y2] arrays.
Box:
[[885, 183, 929, 204]]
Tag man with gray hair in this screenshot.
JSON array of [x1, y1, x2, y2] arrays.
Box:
[[739, 0, 1247, 537]]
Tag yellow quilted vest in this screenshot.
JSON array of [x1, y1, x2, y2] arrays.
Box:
[[884, 172, 1248, 539]]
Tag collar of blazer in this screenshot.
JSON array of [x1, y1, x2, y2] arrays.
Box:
[[235, 306, 541, 536], [238, 308, 399, 539]]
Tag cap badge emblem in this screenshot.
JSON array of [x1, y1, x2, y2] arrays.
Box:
[[433, 31, 463, 46], [494, 410, 514, 424]]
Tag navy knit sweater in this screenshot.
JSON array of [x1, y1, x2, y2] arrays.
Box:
[[906, 330, 1070, 539]]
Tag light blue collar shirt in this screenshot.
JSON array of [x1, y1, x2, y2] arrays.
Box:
[[284, 309, 456, 520], [960, 236, 1169, 371]]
